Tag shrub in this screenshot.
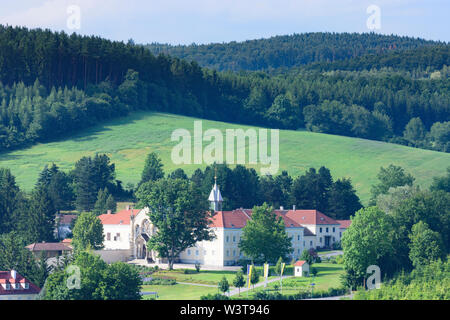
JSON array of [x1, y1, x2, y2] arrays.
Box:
[[143, 277, 176, 285], [195, 263, 201, 273], [200, 293, 230, 300]]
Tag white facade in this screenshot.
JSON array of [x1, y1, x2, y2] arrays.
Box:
[[98, 185, 350, 267], [103, 224, 131, 250]]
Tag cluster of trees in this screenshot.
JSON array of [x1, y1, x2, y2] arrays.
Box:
[[138, 152, 362, 220], [42, 251, 142, 300], [341, 165, 450, 290], [0, 26, 448, 154], [146, 32, 440, 71], [402, 117, 450, 152], [354, 259, 449, 300]]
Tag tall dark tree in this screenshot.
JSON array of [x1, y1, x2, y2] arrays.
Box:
[[139, 152, 164, 186], [28, 186, 56, 243], [327, 178, 362, 219]]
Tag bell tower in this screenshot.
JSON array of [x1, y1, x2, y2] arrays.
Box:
[[208, 170, 223, 211]]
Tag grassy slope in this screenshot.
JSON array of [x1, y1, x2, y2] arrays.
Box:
[[0, 111, 448, 204]]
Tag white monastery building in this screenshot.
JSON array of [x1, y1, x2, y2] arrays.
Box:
[[98, 182, 351, 266]]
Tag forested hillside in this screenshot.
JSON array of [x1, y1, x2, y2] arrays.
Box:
[[145, 32, 441, 71], [0, 26, 448, 153]]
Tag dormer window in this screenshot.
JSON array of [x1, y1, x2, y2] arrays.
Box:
[[13, 283, 20, 290], [5, 283, 11, 290]]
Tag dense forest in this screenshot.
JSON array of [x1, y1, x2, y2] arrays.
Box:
[[0, 26, 449, 152], [145, 32, 441, 72]]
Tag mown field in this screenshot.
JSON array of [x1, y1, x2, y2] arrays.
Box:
[[0, 111, 449, 204]]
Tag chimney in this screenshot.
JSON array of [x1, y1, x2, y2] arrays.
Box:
[[11, 270, 17, 279], [280, 206, 284, 210], [107, 210, 112, 215], [293, 205, 296, 211]]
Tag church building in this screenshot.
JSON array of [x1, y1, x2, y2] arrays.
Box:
[[98, 180, 350, 266]]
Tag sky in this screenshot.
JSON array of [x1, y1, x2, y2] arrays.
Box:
[[0, 0, 448, 45]]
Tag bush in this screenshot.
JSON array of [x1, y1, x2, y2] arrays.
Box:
[[195, 263, 201, 273], [143, 277, 176, 285], [200, 293, 230, 300]]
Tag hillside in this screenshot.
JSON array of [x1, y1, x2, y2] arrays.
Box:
[[145, 32, 442, 71], [0, 26, 448, 155], [0, 111, 448, 205]]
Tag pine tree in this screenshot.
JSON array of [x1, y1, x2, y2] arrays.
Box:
[[29, 186, 56, 243], [139, 152, 164, 186]]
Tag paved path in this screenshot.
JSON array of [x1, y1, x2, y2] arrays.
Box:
[[228, 276, 293, 296], [307, 294, 354, 300], [317, 250, 343, 258]]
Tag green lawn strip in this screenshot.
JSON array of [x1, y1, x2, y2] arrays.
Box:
[[141, 283, 218, 300], [151, 269, 277, 286], [1, 111, 448, 204], [231, 263, 345, 298]]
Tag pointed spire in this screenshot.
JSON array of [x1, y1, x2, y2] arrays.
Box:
[[208, 168, 223, 211]]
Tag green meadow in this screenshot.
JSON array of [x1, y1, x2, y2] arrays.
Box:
[[0, 111, 448, 204]]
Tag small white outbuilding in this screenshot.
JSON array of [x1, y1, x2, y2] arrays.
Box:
[[294, 260, 310, 277]]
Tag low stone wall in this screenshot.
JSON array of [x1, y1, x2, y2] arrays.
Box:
[[93, 249, 132, 263]]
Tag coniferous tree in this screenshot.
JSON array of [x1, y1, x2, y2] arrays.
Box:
[[139, 152, 164, 186]]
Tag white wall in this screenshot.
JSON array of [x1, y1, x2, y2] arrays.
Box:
[[102, 224, 131, 250], [94, 249, 132, 263]]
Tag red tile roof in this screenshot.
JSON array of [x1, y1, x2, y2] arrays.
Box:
[[26, 242, 72, 252], [98, 209, 140, 225], [294, 260, 308, 266], [0, 271, 41, 296], [284, 210, 339, 225], [209, 209, 337, 229], [337, 220, 352, 229]]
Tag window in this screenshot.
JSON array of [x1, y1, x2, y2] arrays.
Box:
[[24, 283, 29, 289], [303, 241, 305, 247], [226, 236, 229, 243], [114, 233, 120, 241], [233, 236, 236, 242], [340, 232, 342, 237], [233, 250, 236, 257], [320, 237, 322, 243], [13, 283, 20, 289], [106, 233, 111, 241], [326, 227, 329, 233], [195, 250, 199, 256], [310, 241, 312, 246], [333, 227, 335, 232], [187, 249, 191, 256], [297, 235, 300, 241], [226, 250, 229, 257], [319, 227, 322, 233]]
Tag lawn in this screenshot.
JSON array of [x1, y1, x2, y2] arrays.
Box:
[[237, 262, 345, 298], [1, 111, 448, 204], [141, 283, 218, 300], [151, 269, 240, 285]]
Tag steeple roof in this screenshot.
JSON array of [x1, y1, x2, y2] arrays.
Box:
[[208, 182, 223, 202]]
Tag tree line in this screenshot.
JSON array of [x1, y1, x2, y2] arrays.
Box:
[[0, 26, 448, 153], [341, 165, 450, 290], [145, 32, 441, 72]]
